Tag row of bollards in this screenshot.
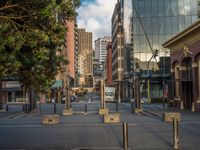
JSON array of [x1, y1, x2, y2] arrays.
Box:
[[121, 117, 180, 150]]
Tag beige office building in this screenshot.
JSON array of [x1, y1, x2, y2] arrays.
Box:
[[77, 28, 93, 86]]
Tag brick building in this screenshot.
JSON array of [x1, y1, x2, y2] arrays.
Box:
[[105, 42, 112, 86], [163, 19, 200, 110]]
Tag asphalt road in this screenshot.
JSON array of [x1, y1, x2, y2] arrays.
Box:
[[0, 95, 200, 150]]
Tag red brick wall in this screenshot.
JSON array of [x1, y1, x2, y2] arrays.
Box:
[[65, 20, 75, 79], [106, 42, 112, 86]]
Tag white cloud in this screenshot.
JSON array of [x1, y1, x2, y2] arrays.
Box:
[[77, 0, 117, 46]]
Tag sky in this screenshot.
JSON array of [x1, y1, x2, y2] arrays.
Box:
[[78, 0, 117, 44]]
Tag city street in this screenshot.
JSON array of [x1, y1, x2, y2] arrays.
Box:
[[0, 96, 200, 150]]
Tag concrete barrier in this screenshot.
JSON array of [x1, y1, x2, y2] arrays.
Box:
[[104, 113, 120, 123], [99, 108, 109, 115], [42, 115, 60, 125], [163, 112, 181, 122]]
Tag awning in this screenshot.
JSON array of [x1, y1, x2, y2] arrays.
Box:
[[51, 80, 63, 90]]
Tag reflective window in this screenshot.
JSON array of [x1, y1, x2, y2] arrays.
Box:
[[184, 0, 191, 15], [145, 0, 152, 16], [134, 35, 140, 52], [158, 0, 165, 16], [159, 17, 165, 34], [178, 0, 185, 15], [178, 16, 185, 32], [165, 17, 172, 34], [145, 18, 152, 34], [139, 0, 145, 16], [152, 17, 158, 34], [152, 0, 158, 16], [134, 18, 140, 35], [140, 35, 146, 52], [191, 0, 197, 15], [185, 16, 192, 28], [165, 0, 172, 16], [153, 35, 159, 49], [172, 17, 178, 34], [171, 0, 178, 16]]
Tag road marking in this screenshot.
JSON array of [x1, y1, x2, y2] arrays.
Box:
[[1, 112, 25, 120]]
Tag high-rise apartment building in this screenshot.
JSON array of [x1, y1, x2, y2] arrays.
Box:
[[112, 1, 124, 82], [112, 0, 124, 102], [77, 28, 93, 86], [94, 36, 111, 63]]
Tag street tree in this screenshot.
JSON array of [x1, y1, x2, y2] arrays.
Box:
[[0, 0, 80, 94]]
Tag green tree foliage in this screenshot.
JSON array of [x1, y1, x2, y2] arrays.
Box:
[[0, 0, 80, 93]]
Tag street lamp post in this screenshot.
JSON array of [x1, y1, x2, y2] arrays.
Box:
[[147, 49, 159, 104]]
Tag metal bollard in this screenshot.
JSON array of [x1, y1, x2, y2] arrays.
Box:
[[123, 122, 129, 150], [116, 102, 119, 112], [173, 118, 180, 150], [131, 102, 134, 110], [54, 103, 56, 113], [85, 104, 88, 114], [6, 104, 8, 112]]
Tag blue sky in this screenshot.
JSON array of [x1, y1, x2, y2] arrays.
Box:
[[78, 0, 116, 45]]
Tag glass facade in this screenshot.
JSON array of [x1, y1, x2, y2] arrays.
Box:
[[132, 0, 199, 73]]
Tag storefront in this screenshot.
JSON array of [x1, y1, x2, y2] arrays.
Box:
[[0, 81, 25, 104]]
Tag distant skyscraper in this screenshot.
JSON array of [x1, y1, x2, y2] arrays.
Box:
[[77, 28, 93, 86], [94, 36, 111, 63]]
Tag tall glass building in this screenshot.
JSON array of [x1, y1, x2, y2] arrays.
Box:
[[121, 0, 199, 99], [132, 0, 199, 72]]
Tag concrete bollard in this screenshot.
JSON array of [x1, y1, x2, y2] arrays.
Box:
[[123, 122, 129, 150], [173, 118, 180, 149], [42, 115, 60, 125]]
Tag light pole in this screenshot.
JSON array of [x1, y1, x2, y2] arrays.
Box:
[[147, 49, 159, 104]]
